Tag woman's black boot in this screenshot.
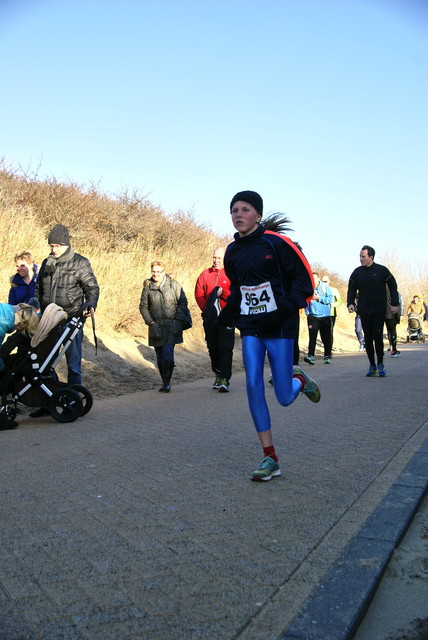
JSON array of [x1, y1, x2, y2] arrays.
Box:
[[160, 360, 174, 393]]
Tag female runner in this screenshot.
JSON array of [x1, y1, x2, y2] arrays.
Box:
[[219, 190, 321, 481]]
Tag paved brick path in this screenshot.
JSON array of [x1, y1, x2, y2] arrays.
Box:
[[0, 344, 427, 639]]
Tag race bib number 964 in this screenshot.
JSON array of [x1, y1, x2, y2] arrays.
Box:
[[240, 282, 277, 316]]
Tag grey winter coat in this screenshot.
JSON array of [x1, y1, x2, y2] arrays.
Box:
[[35, 247, 99, 318], [139, 275, 189, 346]]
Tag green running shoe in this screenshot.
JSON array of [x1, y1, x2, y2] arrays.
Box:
[[293, 365, 321, 403], [217, 378, 230, 392], [251, 456, 281, 482], [212, 376, 222, 389], [304, 355, 315, 365]]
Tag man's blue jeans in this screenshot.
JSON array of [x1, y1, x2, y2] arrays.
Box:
[[66, 327, 83, 385]]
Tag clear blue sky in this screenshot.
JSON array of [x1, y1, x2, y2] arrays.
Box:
[[1, 0, 427, 279]]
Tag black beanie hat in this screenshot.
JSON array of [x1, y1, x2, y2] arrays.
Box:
[[48, 224, 70, 245], [230, 190, 263, 216]]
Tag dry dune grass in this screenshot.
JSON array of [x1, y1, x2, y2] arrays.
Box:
[[0, 161, 424, 398]]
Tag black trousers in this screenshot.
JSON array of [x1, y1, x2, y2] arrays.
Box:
[[203, 323, 235, 380], [360, 311, 385, 365], [385, 318, 398, 351], [307, 315, 332, 357]]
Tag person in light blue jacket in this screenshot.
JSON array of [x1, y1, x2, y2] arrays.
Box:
[[304, 272, 334, 364], [0, 303, 40, 371], [0, 302, 40, 430]]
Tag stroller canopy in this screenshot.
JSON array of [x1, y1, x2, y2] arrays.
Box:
[[30, 304, 67, 348]]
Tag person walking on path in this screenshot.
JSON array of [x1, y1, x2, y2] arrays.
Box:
[[304, 272, 334, 365], [219, 190, 320, 482], [8, 251, 38, 305], [385, 286, 401, 357], [347, 245, 398, 377], [355, 313, 365, 351], [194, 247, 235, 392], [321, 275, 342, 353], [407, 294, 424, 323], [420, 295, 428, 332], [140, 261, 191, 393], [35, 224, 99, 389]]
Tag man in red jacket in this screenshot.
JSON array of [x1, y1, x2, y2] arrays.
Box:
[[194, 247, 235, 392]]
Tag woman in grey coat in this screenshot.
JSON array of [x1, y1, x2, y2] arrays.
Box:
[[139, 261, 191, 392]]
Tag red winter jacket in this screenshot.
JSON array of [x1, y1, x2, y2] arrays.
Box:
[[194, 267, 231, 312]]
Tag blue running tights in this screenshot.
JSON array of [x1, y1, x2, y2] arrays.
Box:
[[242, 335, 302, 433]]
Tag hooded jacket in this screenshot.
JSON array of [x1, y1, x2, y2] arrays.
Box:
[[8, 265, 38, 305], [0, 304, 17, 347], [305, 282, 334, 318], [139, 274, 189, 347]]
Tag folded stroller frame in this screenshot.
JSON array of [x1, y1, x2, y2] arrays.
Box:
[[0, 304, 93, 428]]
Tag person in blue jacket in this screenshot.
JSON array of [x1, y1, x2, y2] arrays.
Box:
[[8, 251, 38, 305], [0, 302, 40, 429], [0, 303, 40, 367], [304, 272, 334, 365], [219, 190, 321, 482]]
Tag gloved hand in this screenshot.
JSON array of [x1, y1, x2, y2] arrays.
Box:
[[79, 302, 94, 317], [27, 297, 40, 310]]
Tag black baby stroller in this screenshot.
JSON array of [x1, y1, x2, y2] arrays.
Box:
[[406, 313, 425, 343], [0, 303, 93, 429]]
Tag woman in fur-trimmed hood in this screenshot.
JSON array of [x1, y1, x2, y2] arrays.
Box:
[[139, 260, 191, 393]]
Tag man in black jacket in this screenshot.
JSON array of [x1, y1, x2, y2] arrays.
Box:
[[35, 224, 99, 387], [347, 245, 398, 377]]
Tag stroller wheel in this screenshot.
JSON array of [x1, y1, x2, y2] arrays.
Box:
[[69, 385, 93, 416], [49, 388, 83, 423]]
